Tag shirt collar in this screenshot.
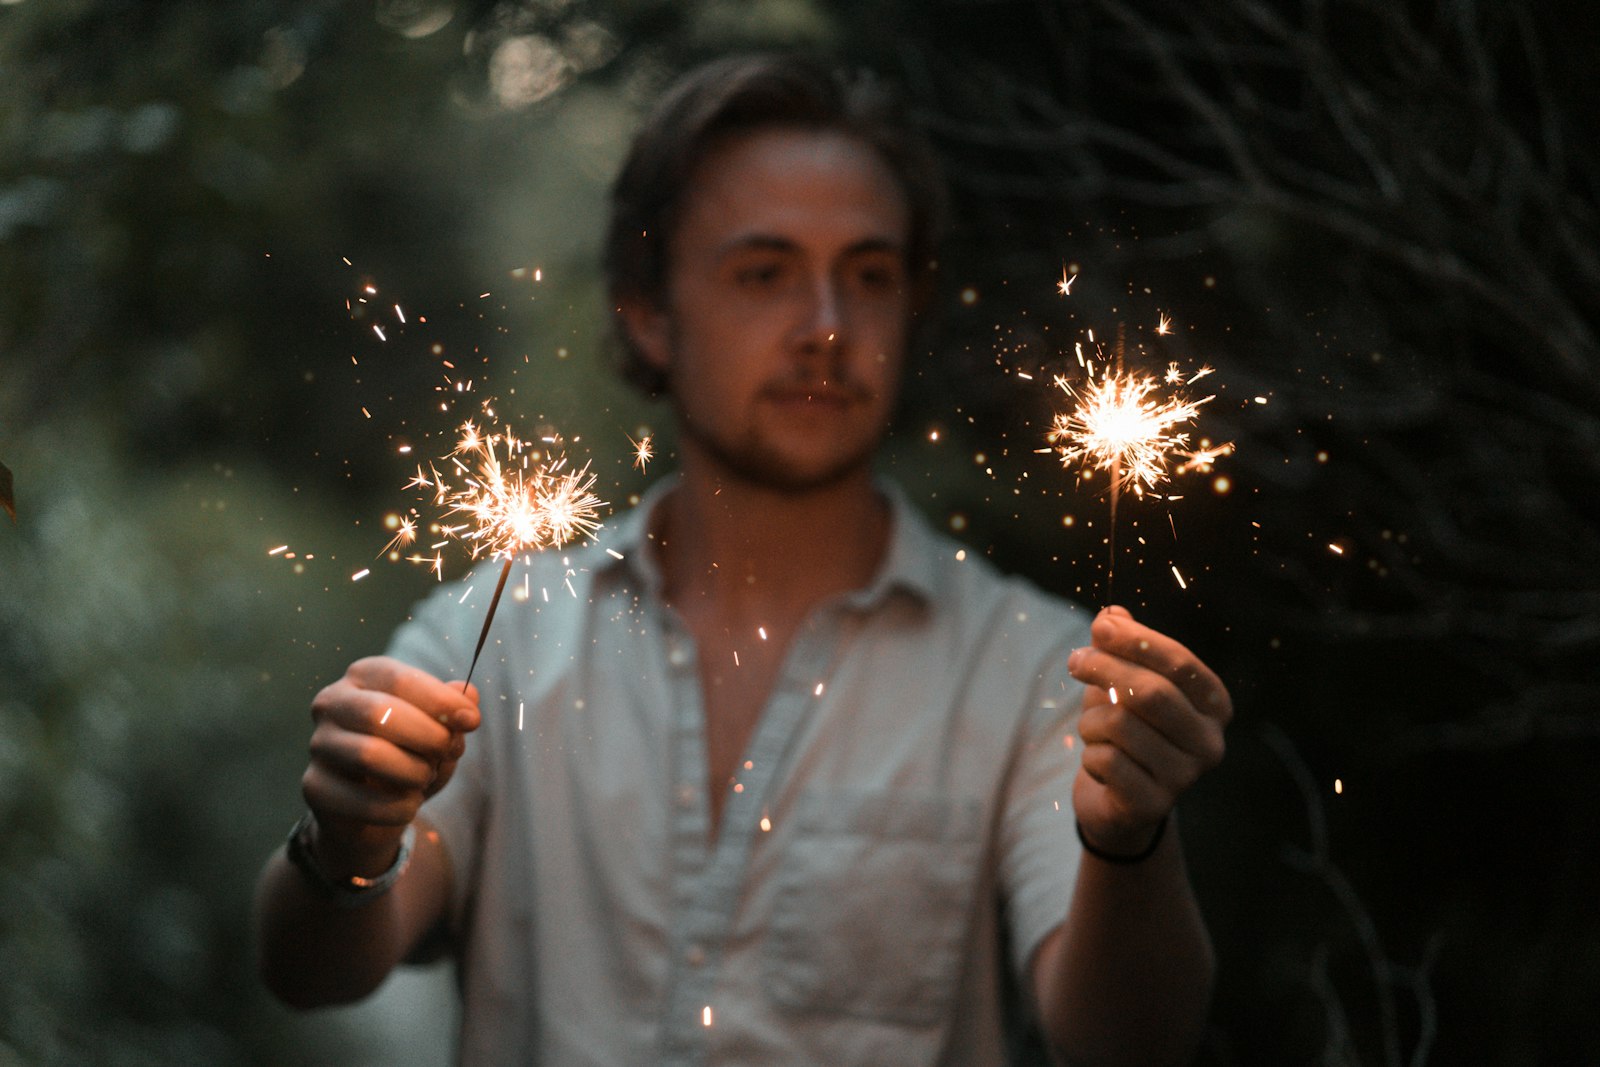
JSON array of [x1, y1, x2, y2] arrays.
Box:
[[593, 474, 947, 612]]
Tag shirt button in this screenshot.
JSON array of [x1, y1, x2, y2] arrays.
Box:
[[685, 944, 706, 966], [676, 784, 696, 808]]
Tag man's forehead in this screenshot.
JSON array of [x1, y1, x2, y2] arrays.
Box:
[[676, 129, 911, 254]]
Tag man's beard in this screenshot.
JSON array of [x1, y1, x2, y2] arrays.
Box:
[[670, 387, 886, 493], [656, 314, 904, 492]]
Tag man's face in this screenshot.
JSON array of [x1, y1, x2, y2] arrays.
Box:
[[628, 126, 914, 492]]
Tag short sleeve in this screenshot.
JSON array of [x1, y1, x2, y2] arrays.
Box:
[[997, 639, 1086, 984]]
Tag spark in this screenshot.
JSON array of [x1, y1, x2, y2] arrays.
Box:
[[1156, 312, 1173, 336], [393, 416, 606, 688], [268, 545, 289, 556], [426, 419, 604, 563], [373, 325, 387, 342], [1047, 366, 1213, 500], [351, 568, 371, 581], [628, 433, 654, 472], [1046, 330, 1231, 601], [1329, 543, 1344, 555], [1175, 441, 1235, 475], [379, 515, 418, 557], [1057, 269, 1076, 296], [1171, 565, 1187, 589]]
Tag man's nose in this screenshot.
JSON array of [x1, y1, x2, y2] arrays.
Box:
[[794, 276, 845, 357]]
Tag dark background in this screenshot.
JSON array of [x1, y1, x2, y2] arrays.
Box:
[[2, 1, 1595, 1064]]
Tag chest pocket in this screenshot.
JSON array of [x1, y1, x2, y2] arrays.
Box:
[[762, 789, 985, 1027]]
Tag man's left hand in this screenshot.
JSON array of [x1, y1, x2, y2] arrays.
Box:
[[1065, 605, 1232, 857]]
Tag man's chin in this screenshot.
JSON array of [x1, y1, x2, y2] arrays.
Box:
[[698, 437, 876, 494]]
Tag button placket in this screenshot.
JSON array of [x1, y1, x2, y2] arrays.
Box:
[[656, 612, 847, 1063]]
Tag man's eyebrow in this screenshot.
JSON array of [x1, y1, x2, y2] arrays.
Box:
[[715, 234, 905, 258]]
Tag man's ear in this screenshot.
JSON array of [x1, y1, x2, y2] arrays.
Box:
[[618, 296, 672, 373]]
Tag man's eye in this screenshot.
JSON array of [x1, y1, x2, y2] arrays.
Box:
[[735, 263, 786, 287], [855, 264, 903, 292]]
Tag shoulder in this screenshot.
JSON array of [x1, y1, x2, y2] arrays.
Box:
[[902, 506, 1090, 658]]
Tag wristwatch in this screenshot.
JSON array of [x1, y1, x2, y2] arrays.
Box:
[[286, 812, 415, 908]]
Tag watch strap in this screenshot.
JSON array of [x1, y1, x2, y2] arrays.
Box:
[[286, 812, 415, 908]]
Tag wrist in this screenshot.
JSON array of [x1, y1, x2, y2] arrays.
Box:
[[306, 815, 407, 880], [1075, 814, 1169, 865], [287, 813, 414, 906]]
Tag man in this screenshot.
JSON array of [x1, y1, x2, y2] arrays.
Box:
[[255, 53, 1231, 1066]]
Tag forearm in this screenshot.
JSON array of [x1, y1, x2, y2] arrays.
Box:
[[1035, 820, 1213, 1067], [253, 818, 451, 1009]]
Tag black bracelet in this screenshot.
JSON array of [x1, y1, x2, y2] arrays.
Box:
[[1076, 815, 1168, 865]]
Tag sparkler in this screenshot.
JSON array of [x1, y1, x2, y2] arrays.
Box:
[[1045, 325, 1230, 601], [401, 418, 605, 689]]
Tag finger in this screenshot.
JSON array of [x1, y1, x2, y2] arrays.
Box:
[[347, 656, 481, 731], [425, 733, 471, 798], [1087, 611, 1232, 724], [1070, 647, 1222, 763], [1078, 736, 1169, 816], [302, 763, 422, 827], [310, 720, 437, 791], [313, 683, 455, 762], [1079, 701, 1205, 795]]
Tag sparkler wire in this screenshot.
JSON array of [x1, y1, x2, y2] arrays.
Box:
[[462, 557, 513, 692]]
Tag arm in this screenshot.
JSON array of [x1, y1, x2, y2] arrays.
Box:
[[1033, 606, 1232, 1066], [253, 656, 481, 1009]]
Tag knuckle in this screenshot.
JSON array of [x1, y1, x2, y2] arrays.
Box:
[[299, 766, 329, 806], [351, 733, 390, 769], [309, 682, 344, 722]]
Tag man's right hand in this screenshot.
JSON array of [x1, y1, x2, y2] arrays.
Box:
[[300, 656, 480, 878]]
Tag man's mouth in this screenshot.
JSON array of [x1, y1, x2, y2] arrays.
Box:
[[761, 381, 869, 408]]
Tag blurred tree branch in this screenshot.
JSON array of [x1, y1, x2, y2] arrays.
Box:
[[899, 0, 1598, 731], [1262, 724, 1441, 1067]]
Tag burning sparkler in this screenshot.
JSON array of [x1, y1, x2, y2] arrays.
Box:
[[402, 417, 606, 688], [1044, 323, 1230, 601]]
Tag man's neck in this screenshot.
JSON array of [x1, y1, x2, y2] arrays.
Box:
[[653, 459, 891, 630]]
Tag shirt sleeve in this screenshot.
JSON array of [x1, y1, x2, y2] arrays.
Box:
[[385, 587, 490, 935], [997, 628, 1088, 984]]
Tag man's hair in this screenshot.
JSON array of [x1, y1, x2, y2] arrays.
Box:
[[603, 52, 948, 396]]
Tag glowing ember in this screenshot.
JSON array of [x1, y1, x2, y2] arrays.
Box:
[[1044, 310, 1232, 600], [415, 419, 604, 564], [1047, 350, 1224, 502], [628, 433, 653, 473], [397, 416, 606, 688]]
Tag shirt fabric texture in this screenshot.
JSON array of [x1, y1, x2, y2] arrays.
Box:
[[389, 477, 1090, 1066]]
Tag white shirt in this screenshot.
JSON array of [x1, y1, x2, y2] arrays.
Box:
[[392, 478, 1089, 1066]]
